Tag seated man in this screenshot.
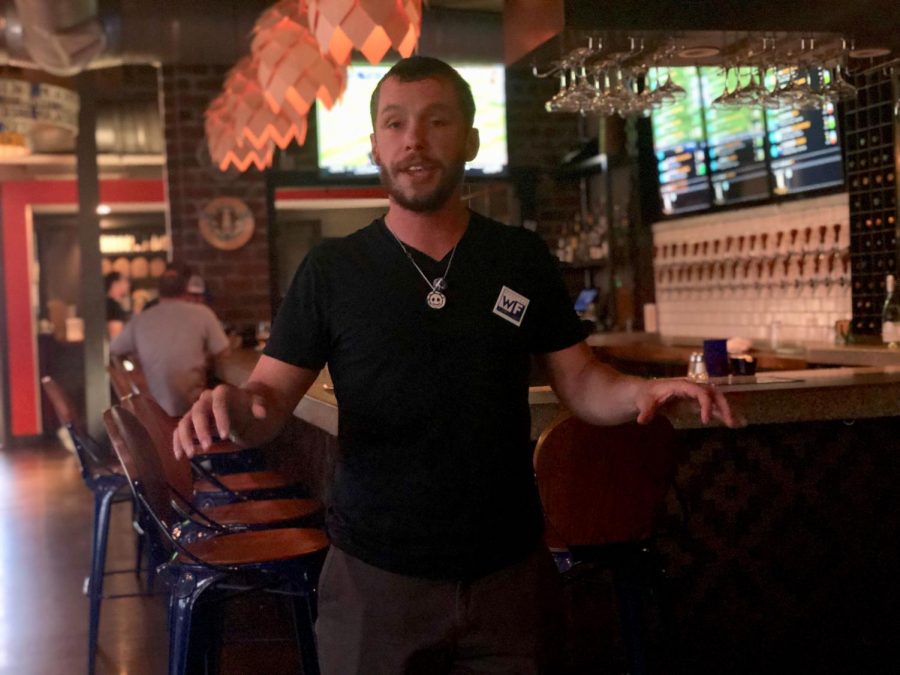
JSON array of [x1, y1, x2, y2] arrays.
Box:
[[111, 265, 230, 416]]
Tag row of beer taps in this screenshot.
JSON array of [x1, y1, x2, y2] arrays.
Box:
[[654, 223, 850, 293]]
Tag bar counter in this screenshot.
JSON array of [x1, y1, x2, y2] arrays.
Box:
[[216, 348, 900, 673], [588, 330, 900, 369], [215, 348, 562, 440], [216, 347, 900, 432]]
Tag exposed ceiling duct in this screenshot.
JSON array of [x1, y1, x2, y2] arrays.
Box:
[[0, 0, 501, 171], [0, 0, 275, 74], [0, 0, 502, 75], [3, 0, 106, 75]]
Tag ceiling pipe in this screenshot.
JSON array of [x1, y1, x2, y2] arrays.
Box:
[[6, 0, 106, 75], [2, 1, 503, 75], [0, 0, 274, 74]]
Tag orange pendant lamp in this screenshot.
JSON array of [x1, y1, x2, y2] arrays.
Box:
[[205, 0, 353, 173], [205, 95, 275, 172], [307, 0, 423, 65], [205, 59, 281, 172], [252, 0, 347, 117]]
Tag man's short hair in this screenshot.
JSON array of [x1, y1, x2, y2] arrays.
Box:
[[157, 266, 189, 298], [104, 271, 123, 292], [370, 56, 476, 128]]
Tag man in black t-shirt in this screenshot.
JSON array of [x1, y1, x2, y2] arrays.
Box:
[[174, 57, 736, 674], [104, 271, 130, 339]]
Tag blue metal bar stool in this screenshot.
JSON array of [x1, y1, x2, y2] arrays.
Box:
[[104, 404, 329, 675], [41, 375, 141, 675]]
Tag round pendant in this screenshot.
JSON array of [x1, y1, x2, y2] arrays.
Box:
[[426, 290, 446, 309], [432, 277, 448, 292]]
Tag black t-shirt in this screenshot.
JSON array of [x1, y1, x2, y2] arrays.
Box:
[[265, 211, 585, 579], [106, 297, 128, 323]]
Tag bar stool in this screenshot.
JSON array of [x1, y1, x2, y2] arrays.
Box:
[[104, 405, 328, 675], [41, 376, 142, 675], [533, 412, 678, 675]]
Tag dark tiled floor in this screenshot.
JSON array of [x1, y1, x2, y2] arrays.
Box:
[[0, 441, 303, 675]]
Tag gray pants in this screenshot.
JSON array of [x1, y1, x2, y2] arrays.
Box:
[[315, 545, 564, 674]]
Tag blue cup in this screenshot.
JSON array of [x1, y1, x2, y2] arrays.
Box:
[[703, 339, 729, 378]]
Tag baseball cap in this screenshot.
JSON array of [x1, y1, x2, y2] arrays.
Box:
[[186, 275, 205, 295]]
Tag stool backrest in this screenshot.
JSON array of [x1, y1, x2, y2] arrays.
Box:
[[109, 353, 150, 396], [103, 405, 178, 533], [121, 393, 194, 500], [41, 375, 112, 479], [533, 413, 677, 547], [107, 364, 132, 401]]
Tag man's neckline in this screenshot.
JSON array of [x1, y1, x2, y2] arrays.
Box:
[[379, 212, 475, 264]]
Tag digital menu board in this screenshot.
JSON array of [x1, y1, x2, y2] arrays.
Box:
[[650, 68, 711, 215], [766, 67, 843, 195], [699, 67, 770, 206], [650, 66, 844, 216]]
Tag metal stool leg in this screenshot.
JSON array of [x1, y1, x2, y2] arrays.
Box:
[[168, 570, 221, 675], [87, 485, 117, 675], [290, 589, 320, 675], [613, 565, 649, 675], [132, 497, 144, 580]]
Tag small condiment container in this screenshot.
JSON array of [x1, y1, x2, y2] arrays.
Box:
[[687, 352, 708, 382]]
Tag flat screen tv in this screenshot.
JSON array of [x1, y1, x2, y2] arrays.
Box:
[[316, 63, 508, 179]]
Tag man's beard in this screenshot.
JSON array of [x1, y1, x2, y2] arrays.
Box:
[[379, 157, 466, 213]]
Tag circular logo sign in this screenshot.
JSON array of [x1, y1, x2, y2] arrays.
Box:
[[198, 197, 255, 250]]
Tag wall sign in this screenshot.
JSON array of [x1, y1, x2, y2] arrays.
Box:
[[198, 197, 255, 250]]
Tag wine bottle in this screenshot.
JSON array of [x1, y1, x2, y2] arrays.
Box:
[[881, 274, 900, 348]]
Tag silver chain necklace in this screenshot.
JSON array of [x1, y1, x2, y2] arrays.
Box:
[[388, 229, 458, 310]]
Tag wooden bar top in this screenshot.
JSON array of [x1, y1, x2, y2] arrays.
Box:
[[586, 332, 809, 371], [587, 331, 900, 368], [216, 348, 900, 436]]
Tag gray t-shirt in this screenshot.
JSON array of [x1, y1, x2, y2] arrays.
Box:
[[111, 300, 229, 416]]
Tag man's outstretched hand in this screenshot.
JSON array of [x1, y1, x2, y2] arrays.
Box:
[[172, 383, 268, 459], [635, 378, 742, 428]]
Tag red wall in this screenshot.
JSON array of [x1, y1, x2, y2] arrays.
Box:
[[1, 179, 164, 437]]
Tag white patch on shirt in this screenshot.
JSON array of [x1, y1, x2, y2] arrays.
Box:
[[492, 286, 530, 327]]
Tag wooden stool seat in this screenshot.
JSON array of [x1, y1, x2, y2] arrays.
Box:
[[195, 469, 295, 495], [203, 497, 323, 527], [176, 527, 329, 566], [198, 438, 246, 456]]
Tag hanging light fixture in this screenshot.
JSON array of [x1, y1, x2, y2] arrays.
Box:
[[230, 56, 310, 150], [251, 0, 347, 118], [307, 0, 423, 65], [0, 76, 79, 157], [205, 0, 354, 173], [205, 60, 279, 172]]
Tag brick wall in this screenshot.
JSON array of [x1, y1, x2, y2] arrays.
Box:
[[160, 64, 272, 328], [505, 64, 581, 242]]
